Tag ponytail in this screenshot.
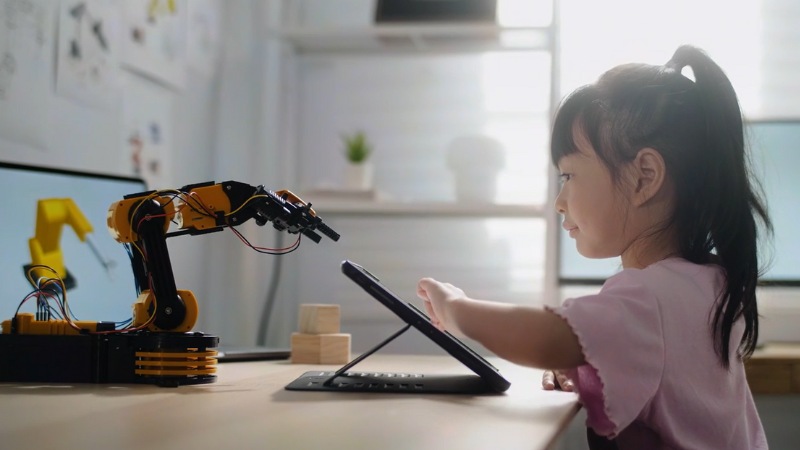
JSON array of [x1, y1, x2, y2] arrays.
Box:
[[666, 45, 771, 367]]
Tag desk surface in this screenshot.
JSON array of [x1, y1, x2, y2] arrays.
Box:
[[0, 354, 579, 450]]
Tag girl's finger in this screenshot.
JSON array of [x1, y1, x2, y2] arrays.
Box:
[[556, 372, 574, 391], [542, 371, 556, 390], [422, 299, 436, 319]]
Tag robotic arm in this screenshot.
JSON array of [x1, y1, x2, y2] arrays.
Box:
[[0, 181, 338, 387], [168, 180, 340, 242], [106, 180, 339, 332]]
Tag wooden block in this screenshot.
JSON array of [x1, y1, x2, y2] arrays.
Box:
[[290, 332, 351, 364], [298, 304, 340, 334]]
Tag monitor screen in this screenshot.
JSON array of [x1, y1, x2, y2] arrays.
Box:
[[558, 120, 800, 285], [0, 162, 148, 326]]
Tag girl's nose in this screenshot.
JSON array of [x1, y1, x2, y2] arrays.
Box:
[[555, 191, 566, 215]]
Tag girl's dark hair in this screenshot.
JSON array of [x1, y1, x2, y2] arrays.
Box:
[[550, 45, 772, 367]]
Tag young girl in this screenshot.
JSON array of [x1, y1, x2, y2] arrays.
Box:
[[417, 45, 770, 449]]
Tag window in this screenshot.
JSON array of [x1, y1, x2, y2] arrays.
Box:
[[557, 0, 800, 284]]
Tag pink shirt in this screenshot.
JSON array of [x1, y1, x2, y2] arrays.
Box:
[[552, 258, 767, 449]]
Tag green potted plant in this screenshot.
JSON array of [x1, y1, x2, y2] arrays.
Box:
[[342, 131, 372, 164], [341, 131, 374, 190]]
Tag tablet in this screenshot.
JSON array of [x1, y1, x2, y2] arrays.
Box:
[[284, 260, 511, 394]]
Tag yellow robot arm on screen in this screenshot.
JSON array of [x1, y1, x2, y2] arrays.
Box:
[[26, 198, 93, 289]]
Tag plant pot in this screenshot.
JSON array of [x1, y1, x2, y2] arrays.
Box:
[[344, 162, 374, 190]]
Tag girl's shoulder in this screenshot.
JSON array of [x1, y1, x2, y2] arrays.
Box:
[[608, 257, 721, 284], [602, 257, 723, 306]]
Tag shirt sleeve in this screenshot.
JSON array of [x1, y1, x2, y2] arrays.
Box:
[[551, 270, 665, 437]]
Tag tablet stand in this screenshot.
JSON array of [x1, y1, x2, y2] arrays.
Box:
[[284, 324, 497, 394], [322, 324, 411, 387]]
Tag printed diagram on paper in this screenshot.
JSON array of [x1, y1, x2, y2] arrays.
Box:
[[56, 0, 121, 110], [121, 0, 186, 89]]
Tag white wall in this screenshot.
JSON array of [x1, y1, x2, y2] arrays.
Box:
[[196, 0, 295, 347]]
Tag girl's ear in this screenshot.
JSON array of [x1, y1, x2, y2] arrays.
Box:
[[629, 148, 667, 207]]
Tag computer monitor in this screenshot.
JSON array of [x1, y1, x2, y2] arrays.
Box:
[[558, 120, 800, 285], [0, 161, 148, 326]]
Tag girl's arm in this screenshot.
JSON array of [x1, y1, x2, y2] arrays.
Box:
[[417, 277, 585, 370]]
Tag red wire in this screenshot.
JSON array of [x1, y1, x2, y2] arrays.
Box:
[[229, 226, 300, 253]]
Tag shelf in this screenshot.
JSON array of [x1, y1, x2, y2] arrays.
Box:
[[308, 200, 545, 217], [268, 24, 552, 54]]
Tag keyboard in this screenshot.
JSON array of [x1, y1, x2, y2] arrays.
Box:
[[285, 370, 497, 394]]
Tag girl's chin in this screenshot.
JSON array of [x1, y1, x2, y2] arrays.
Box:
[[575, 243, 609, 259]]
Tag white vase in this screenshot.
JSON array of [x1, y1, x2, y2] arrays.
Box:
[[452, 168, 499, 202], [446, 135, 505, 202], [344, 162, 373, 190]]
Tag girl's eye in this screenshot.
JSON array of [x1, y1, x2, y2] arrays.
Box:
[[559, 173, 572, 184]]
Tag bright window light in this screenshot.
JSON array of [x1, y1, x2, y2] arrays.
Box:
[[559, 0, 762, 115], [496, 0, 553, 27], [477, 51, 551, 205]]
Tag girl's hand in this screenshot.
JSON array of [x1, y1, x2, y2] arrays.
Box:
[[416, 277, 466, 334], [542, 370, 574, 391], [418, 278, 585, 370]]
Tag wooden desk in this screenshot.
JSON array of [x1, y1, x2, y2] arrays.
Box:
[[0, 354, 579, 450]]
